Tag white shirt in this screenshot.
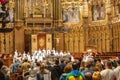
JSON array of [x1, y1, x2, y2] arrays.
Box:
[[100, 69, 115, 80], [114, 66, 120, 80]]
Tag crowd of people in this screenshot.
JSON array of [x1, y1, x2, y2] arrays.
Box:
[[0, 49, 120, 80], [13, 49, 72, 63]]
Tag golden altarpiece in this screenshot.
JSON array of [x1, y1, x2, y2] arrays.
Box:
[[0, 0, 120, 54]]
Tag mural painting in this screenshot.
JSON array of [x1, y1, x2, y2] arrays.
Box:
[[92, 5, 106, 21], [62, 7, 80, 23]]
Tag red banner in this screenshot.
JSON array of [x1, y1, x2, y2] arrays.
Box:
[[37, 33, 46, 50]]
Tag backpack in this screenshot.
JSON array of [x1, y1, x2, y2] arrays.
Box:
[[68, 76, 83, 80], [92, 71, 101, 80]]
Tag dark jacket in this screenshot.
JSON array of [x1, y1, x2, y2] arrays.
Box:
[[51, 65, 62, 80], [59, 63, 66, 73], [0, 70, 5, 80]]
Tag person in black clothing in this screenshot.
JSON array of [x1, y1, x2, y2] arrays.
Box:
[[51, 59, 62, 80], [59, 59, 66, 73], [0, 60, 5, 80]]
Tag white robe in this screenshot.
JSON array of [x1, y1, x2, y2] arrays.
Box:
[[47, 50, 51, 55], [51, 49, 56, 55], [38, 55, 43, 62], [59, 51, 63, 56]]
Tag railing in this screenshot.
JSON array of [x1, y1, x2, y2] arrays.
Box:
[[71, 52, 120, 59]]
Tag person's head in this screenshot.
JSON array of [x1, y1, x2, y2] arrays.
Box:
[[40, 63, 46, 75], [36, 62, 40, 66], [63, 65, 72, 73], [94, 67, 99, 71], [60, 59, 64, 63], [97, 58, 101, 63], [105, 60, 112, 69], [80, 61, 85, 67], [1, 66, 8, 74], [55, 59, 59, 65], [72, 61, 79, 70], [24, 59, 28, 62], [85, 61, 92, 68], [95, 62, 102, 71]]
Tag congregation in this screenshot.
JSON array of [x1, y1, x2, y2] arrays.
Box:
[[0, 49, 120, 80]]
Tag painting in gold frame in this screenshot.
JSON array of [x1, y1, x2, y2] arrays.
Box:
[[62, 7, 80, 23], [92, 5, 106, 21]]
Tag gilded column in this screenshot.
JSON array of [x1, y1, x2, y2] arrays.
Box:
[[69, 33, 73, 52], [79, 27, 84, 52], [82, 0, 89, 51], [119, 23, 120, 52], [113, 25, 116, 52], [19, 0, 24, 19], [115, 25, 119, 52], [74, 31, 79, 52], [64, 33, 68, 51], [106, 27, 110, 52], [117, 23, 120, 52], [102, 27, 106, 52], [23, 0, 28, 18], [1, 33, 4, 53], [0, 34, 1, 52]]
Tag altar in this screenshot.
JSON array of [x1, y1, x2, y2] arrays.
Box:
[[31, 33, 52, 53]]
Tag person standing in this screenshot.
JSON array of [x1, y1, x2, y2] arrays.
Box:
[[51, 59, 62, 80], [66, 61, 84, 80], [114, 59, 120, 80], [0, 60, 5, 80], [100, 60, 116, 80]]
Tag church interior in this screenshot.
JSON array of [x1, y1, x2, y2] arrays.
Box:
[[0, 0, 119, 55], [0, 0, 120, 59], [0, 0, 120, 60], [0, 0, 120, 79]]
